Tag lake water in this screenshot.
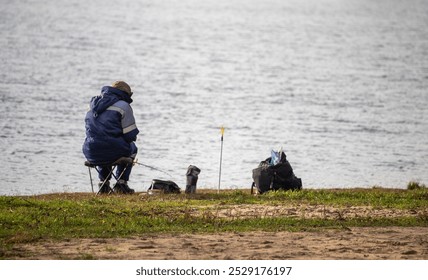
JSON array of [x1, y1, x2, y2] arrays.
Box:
[[1, 0, 427, 195]]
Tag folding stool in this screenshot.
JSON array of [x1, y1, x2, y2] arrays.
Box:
[[84, 157, 134, 195]]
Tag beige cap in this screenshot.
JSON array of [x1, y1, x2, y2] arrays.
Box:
[[111, 81, 133, 96]]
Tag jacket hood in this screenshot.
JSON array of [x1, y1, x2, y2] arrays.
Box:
[[90, 86, 133, 117]]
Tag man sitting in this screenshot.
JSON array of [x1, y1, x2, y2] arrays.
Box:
[[82, 81, 139, 194]]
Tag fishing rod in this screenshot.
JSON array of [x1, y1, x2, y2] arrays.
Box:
[[133, 159, 173, 177]]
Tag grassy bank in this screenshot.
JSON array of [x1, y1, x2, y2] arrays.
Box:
[[1, 188, 427, 253]]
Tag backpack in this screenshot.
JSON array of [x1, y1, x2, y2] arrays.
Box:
[[252, 151, 302, 194], [148, 179, 181, 194]]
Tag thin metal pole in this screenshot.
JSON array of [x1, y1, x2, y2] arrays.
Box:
[[218, 126, 225, 194], [88, 167, 94, 193]]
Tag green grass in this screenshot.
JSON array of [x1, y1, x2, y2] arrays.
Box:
[[407, 181, 427, 190], [263, 188, 428, 208], [0, 188, 427, 252]]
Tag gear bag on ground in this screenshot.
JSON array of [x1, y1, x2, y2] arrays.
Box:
[[252, 150, 302, 194], [148, 179, 181, 194]]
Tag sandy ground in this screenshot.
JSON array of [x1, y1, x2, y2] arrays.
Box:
[[12, 227, 428, 260], [10, 203, 428, 259], [189, 204, 425, 220]]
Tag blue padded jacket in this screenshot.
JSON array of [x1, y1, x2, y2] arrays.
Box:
[[82, 86, 139, 165]]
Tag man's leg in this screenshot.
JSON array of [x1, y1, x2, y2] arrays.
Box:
[[114, 143, 137, 194], [116, 164, 132, 181], [97, 165, 113, 194], [98, 166, 113, 181], [116, 143, 137, 181]]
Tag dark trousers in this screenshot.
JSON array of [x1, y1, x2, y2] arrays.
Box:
[[97, 143, 137, 182], [98, 164, 133, 181]]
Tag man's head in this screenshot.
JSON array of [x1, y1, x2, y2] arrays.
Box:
[[111, 81, 133, 97]]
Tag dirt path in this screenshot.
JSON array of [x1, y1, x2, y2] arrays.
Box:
[[192, 204, 425, 220], [13, 227, 428, 260]]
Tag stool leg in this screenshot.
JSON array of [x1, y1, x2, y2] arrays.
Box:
[[88, 167, 94, 193], [96, 179, 111, 195], [116, 164, 129, 182], [97, 166, 115, 195], [95, 166, 103, 195], [107, 167, 114, 194]]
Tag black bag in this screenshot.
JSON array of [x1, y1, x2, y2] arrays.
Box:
[[148, 179, 181, 194], [252, 151, 302, 194], [252, 162, 273, 194]]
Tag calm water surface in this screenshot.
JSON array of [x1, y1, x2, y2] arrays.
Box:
[[1, 0, 427, 195]]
